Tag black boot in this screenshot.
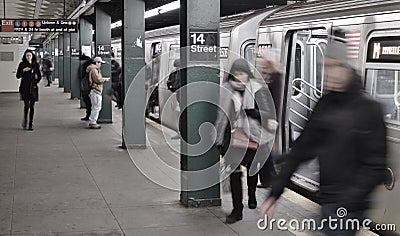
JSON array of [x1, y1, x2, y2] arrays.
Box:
[[226, 171, 243, 224], [247, 170, 258, 209], [21, 119, 27, 130], [226, 209, 243, 224], [28, 122, 34, 131]]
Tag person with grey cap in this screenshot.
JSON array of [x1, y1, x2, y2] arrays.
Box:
[[259, 30, 387, 235], [87, 56, 110, 129]]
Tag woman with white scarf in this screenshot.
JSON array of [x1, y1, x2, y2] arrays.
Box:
[[215, 58, 277, 224]]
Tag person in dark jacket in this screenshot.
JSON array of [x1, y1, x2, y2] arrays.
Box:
[[215, 58, 277, 224], [111, 53, 122, 109], [16, 49, 42, 131], [41, 52, 53, 87], [260, 33, 387, 235], [80, 54, 93, 121]]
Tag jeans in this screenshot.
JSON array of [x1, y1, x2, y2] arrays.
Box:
[[89, 90, 102, 125]]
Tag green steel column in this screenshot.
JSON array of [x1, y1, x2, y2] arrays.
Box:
[[180, 0, 221, 207], [122, 0, 146, 148], [54, 38, 59, 84], [63, 33, 71, 93], [70, 33, 80, 99], [95, 3, 112, 123], [79, 17, 93, 108], [58, 34, 64, 88]]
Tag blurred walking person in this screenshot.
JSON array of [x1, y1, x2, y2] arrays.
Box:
[[260, 31, 387, 236]]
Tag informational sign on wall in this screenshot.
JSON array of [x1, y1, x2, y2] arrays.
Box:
[[0, 19, 78, 33], [189, 30, 218, 62], [81, 45, 91, 58]]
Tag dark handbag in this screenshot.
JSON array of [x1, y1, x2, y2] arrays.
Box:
[[231, 127, 258, 150]]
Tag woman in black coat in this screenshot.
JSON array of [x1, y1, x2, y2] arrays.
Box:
[[16, 50, 41, 130]]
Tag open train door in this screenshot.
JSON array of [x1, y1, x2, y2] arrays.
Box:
[[283, 27, 329, 192]]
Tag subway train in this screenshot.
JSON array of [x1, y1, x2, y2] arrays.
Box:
[[112, 0, 400, 233]]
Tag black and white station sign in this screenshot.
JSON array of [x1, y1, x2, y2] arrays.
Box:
[[189, 31, 218, 61]]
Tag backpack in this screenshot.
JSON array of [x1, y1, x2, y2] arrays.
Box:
[[81, 72, 91, 93]]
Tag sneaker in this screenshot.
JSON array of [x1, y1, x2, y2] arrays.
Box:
[[81, 117, 89, 121], [89, 123, 101, 129], [225, 210, 243, 224], [45, 84, 50, 87], [28, 125, 34, 131]]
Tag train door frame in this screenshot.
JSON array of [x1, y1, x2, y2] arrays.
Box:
[[281, 25, 331, 192], [147, 41, 162, 120]]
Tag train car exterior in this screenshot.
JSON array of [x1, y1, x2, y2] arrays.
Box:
[[140, 8, 280, 130], [257, 0, 400, 232]]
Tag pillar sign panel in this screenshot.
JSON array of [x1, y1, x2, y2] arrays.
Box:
[[97, 45, 111, 58], [189, 30, 218, 61], [71, 48, 80, 57]]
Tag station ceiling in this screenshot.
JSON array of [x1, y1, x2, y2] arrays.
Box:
[[0, 0, 290, 41]]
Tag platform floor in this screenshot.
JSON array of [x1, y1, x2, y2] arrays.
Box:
[[0, 82, 375, 235]]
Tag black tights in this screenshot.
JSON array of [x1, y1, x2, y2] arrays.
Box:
[[23, 98, 36, 126]]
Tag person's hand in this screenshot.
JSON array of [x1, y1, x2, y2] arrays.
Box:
[[23, 67, 31, 72], [104, 77, 110, 82], [267, 119, 278, 131], [259, 197, 277, 220]]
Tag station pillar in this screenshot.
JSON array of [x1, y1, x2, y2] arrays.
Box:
[[63, 33, 71, 93], [95, 3, 112, 123], [53, 37, 59, 85], [79, 17, 93, 108], [58, 34, 64, 88], [70, 32, 80, 99], [121, 0, 146, 148], [180, 0, 221, 207]]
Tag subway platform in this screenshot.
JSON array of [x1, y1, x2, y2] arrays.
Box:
[[0, 83, 375, 236]]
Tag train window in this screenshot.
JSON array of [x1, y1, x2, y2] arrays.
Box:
[[244, 44, 255, 64], [367, 36, 400, 63], [366, 69, 400, 121], [151, 42, 162, 58], [314, 42, 326, 98], [292, 43, 303, 96], [168, 44, 180, 74]]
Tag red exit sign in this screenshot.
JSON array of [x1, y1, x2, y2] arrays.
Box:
[[1, 20, 14, 32]]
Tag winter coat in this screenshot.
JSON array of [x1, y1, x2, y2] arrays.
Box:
[[41, 56, 53, 73], [269, 80, 387, 212], [87, 64, 107, 95], [16, 61, 41, 101], [111, 60, 121, 83], [215, 79, 275, 164]]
